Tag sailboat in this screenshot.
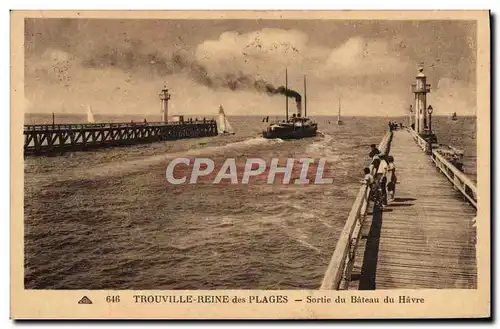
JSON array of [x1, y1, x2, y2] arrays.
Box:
[[451, 112, 458, 121], [87, 105, 95, 123], [217, 105, 235, 135], [337, 98, 343, 125]]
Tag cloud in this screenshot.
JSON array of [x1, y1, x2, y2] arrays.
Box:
[[25, 49, 74, 87], [194, 31, 410, 98], [195, 29, 310, 80], [322, 37, 409, 78], [28, 28, 475, 116]]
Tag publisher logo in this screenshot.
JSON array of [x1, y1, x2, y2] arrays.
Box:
[[78, 296, 93, 304]]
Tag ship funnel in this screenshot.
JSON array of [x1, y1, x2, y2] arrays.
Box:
[[296, 100, 302, 117]]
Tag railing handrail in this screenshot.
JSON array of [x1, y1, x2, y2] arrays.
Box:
[[410, 129, 427, 151], [23, 120, 217, 131], [408, 128, 477, 207], [432, 150, 477, 208], [320, 130, 392, 290], [432, 150, 477, 194], [320, 185, 368, 290]]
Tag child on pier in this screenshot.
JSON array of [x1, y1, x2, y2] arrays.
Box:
[[362, 167, 374, 186], [387, 156, 397, 200], [362, 167, 375, 203]]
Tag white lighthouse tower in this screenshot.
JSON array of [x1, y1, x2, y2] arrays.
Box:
[[412, 63, 431, 134], [159, 85, 171, 123]]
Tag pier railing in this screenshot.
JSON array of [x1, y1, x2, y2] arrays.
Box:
[[320, 130, 393, 290], [412, 130, 429, 151], [431, 151, 477, 208], [24, 120, 219, 155], [24, 120, 216, 132], [410, 129, 477, 208]]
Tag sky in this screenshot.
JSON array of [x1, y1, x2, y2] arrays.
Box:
[[24, 18, 477, 117]]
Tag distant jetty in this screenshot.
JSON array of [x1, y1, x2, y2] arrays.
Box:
[[23, 86, 218, 156]]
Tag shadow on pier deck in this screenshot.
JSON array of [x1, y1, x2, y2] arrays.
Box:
[[353, 130, 477, 289]]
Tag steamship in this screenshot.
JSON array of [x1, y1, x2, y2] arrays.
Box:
[[262, 73, 318, 139]]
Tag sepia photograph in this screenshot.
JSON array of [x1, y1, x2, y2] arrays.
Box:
[[11, 10, 490, 319]]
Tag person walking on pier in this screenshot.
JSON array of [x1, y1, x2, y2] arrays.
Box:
[[387, 156, 397, 200], [373, 155, 389, 208]]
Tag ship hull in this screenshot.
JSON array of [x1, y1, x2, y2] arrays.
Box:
[[218, 132, 235, 136], [262, 126, 317, 139]]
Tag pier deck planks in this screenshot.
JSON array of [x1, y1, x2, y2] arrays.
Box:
[[350, 130, 477, 290]]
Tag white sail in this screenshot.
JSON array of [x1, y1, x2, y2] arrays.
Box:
[[87, 105, 95, 123], [224, 117, 234, 133], [218, 106, 226, 134], [217, 105, 235, 134]]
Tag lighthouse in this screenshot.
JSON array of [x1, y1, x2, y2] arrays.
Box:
[[159, 85, 171, 123], [412, 63, 431, 134]]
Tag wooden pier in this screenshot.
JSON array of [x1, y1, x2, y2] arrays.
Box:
[[321, 128, 477, 290], [23, 120, 218, 156]]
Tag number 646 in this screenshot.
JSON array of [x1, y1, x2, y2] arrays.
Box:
[[106, 296, 120, 303]]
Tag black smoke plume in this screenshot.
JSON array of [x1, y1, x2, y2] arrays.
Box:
[[79, 41, 302, 105], [253, 81, 302, 106], [266, 85, 302, 105]]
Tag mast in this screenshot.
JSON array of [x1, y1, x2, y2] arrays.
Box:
[[338, 98, 341, 120], [304, 75, 307, 117], [285, 68, 289, 121]]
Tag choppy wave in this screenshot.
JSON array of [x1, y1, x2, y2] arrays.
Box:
[[305, 134, 341, 162], [82, 137, 284, 179]]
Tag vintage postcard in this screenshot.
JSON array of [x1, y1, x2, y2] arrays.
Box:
[[11, 10, 490, 319]]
